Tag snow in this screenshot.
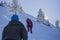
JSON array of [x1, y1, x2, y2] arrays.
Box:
[[0, 7, 60, 40]]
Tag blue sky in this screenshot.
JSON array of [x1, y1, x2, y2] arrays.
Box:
[[0, 0, 60, 25]]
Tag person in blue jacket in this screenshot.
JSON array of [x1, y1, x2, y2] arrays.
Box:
[[2, 14, 28, 40]]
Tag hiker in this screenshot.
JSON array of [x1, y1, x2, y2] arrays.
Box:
[[2, 14, 28, 40], [26, 18, 33, 33]]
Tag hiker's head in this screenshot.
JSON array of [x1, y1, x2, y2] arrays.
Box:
[[11, 14, 19, 21], [27, 18, 30, 21]]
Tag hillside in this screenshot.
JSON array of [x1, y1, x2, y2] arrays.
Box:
[[0, 6, 60, 40]]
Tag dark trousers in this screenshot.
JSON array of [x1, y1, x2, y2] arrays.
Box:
[[27, 25, 32, 33], [5, 39, 16, 40]]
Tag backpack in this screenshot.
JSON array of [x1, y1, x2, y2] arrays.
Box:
[[2, 20, 28, 40], [28, 20, 32, 25]]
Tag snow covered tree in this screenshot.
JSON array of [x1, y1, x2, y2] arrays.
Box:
[[43, 19, 50, 26], [37, 8, 45, 23], [0, 1, 7, 7], [55, 20, 59, 28], [8, 0, 24, 14], [37, 8, 50, 26]]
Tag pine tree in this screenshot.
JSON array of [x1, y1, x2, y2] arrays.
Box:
[[37, 8, 45, 23], [37, 8, 50, 26], [0, 1, 7, 7], [8, 0, 24, 14], [55, 20, 59, 28], [43, 19, 50, 26]]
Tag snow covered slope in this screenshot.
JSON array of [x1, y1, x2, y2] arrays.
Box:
[[0, 7, 60, 40], [17, 13, 60, 40]]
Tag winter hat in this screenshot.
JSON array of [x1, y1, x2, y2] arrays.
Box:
[[11, 14, 19, 21]]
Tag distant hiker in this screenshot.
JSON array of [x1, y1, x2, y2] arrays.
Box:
[[26, 18, 33, 33], [2, 14, 28, 40]]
